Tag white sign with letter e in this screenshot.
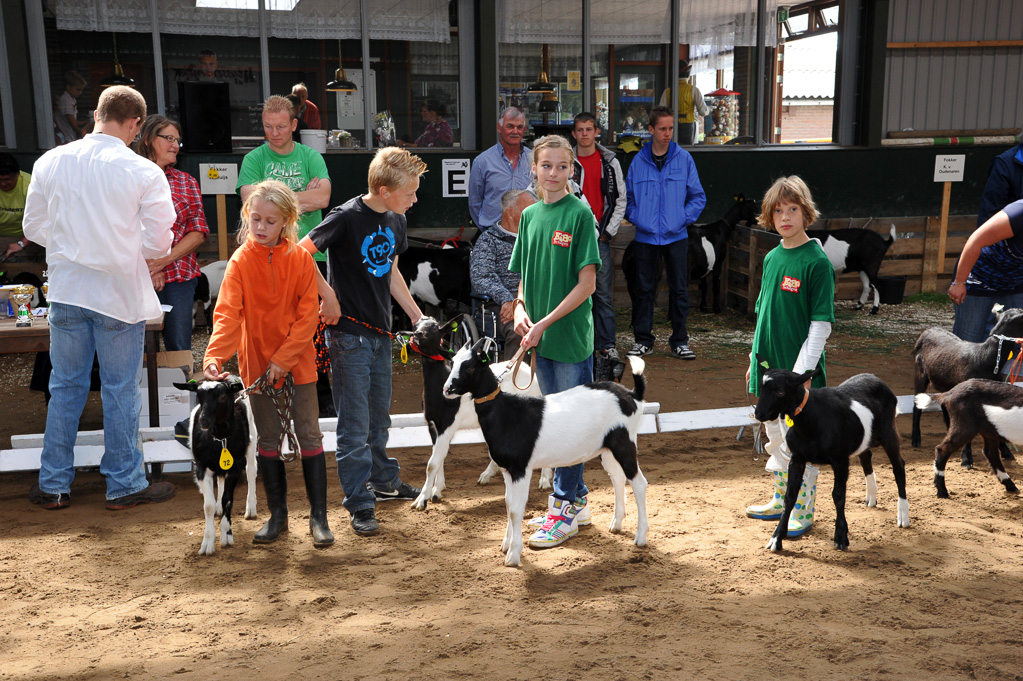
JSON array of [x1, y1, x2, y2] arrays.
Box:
[[442, 159, 471, 198], [933, 155, 965, 182], [199, 163, 238, 194]]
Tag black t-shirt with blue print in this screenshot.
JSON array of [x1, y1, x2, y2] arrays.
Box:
[[967, 199, 1023, 296], [308, 196, 408, 336]]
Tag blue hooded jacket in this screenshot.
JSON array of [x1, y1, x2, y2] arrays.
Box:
[[624, 141, 706, 245], [978, 144, 1023, 226]]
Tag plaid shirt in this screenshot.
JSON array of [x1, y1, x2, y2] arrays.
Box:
[[162, 166, 209, 283]]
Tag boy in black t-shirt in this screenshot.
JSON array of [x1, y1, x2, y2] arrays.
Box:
[[301, 148, 427, 537]]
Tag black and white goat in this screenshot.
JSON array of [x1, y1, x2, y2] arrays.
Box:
[[806, 224, 897, 314], [173, 378, 258, 556], [911, 305, 1023, 467], [407, 316, 550, 511], [753, 363, 909, 552], [443, 342, 649, 567], [399, 244, 472, 313], [915, 380, 1023, 498], [687, 193, 758, 313]]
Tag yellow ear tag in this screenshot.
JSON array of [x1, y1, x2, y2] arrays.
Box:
[[219, 447, 234, 470], [785, 415, 794, 428], [400, 343, 408, 364], [1009, 350, 1015, 360]]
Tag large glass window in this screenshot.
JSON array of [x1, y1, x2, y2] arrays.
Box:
[[774, 1, 840, 144]]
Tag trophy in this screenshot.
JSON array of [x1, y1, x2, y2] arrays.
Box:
[[11, 284, 34, 327], [41, 270, 49, 318]]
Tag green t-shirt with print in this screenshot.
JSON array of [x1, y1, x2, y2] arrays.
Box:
[[0, 171, 30, 237], [749, 239, 835, 395], [509, 193, 601, 364], [238, 142, 330, 260]]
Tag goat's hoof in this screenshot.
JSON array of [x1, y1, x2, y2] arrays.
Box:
[[477, 475, 492, 485], [504, 551, 522, 567], [834, 541, 849, 551], [869, 307, 879, 315], [198, 540, 215, 556], [411, 497, 428, 511], [608, 519, 624, 534], [766, 537, 781, 552], [961, 462, 974, 470], [935, 488, 950, 499], [1004, 481, 1019, 494], [1003, 450, 1016, 461], [245, 510, 257, 520], [911, 438, 921, 448], [430, 492, 442, 503]]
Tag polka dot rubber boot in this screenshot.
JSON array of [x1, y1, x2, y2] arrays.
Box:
[[745, 470, 788, 520], [786, 465, 819, 538]]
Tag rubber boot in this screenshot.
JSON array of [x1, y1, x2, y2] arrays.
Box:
[[786, 465, 819, 538], [301, 452, 335, 547], [745, 470, 787, 520], [253, 455, 288, 543]]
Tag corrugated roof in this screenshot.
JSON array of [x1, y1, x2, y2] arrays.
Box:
[[782, 33, 836, 100]]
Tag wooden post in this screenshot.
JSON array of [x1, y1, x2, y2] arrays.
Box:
[[922, 216, 941, 293], [747, 230, 758, 315], [937, 181, 951, 274], [217, 194, 228, 261]]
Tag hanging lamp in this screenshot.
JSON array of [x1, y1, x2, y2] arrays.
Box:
[[326, 39, 357, 92], [527, 43, 557, 95], [100, 34, 135, 88]]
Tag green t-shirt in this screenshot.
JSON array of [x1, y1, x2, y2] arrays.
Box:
[[0, 171, 30, 237], [238, 142, 330, 261], [509, 193, 601, 363], [749, 239, 835, 395]]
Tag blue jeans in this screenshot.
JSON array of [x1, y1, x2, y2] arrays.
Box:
[[593, 238, 617, 351], [156, 277, 198, 351], [534, 354, 593, 502], [632, 238, 689, 348], [327, 329, 400, 513], [39, 303, 148, 500], [952, 291, 1023, 342]]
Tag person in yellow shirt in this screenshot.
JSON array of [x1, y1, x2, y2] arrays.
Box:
[[0, 153, 32, 259], [658, 59, 709, 145]]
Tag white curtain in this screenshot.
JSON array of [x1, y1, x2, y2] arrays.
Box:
[[54, 0, 451, 42]]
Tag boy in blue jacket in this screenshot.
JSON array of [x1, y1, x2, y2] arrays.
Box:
[[624, 106, 706, 360]]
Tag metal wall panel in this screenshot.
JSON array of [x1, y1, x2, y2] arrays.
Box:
[[883, 0, 1023, 134]]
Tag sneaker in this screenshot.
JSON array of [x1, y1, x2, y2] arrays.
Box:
[[600, 347, 621, 361], [527, 498, 581, 549], [29, 484, 70, 510], [106, 480, 176, 510], [627, 343, 653, 357], [671, 344, 696, 360], [528, 494, 592, 528], [350, 508, 380, 536], [369, 480, 422, 502]]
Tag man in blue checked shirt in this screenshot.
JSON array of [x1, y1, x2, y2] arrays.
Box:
[[468, 107, 533, 233]]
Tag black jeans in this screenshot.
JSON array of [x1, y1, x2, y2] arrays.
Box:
[[631, 237, 689, 348]]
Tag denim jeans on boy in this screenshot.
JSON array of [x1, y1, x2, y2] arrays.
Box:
[[632, 237, 690, 349], [952, 291, 1023, 342], [534, 353, 594, 503], [156, 277, 199, 351], [39, 302, 149, 500], [327, 329, 401, 513], [593, 238, 617, 351]]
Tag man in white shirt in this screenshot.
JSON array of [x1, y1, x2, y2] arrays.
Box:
[[23, 86, 178, 511]]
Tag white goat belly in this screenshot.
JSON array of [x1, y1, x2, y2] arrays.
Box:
[[821, 237, 850, 274], [699, 238, 715, 275], [847, 400, 874, 457], [983, 405, 1023, 443], [409, 262, 441, 305]]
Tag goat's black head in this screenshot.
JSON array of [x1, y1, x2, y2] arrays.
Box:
[[174, 377, 244, 437], [409, 315, 459, 359], [753, 354, 818, 423], [442, 340, 492, 399], [990, 305, 1023, 339], [736, 193, 758, 226]]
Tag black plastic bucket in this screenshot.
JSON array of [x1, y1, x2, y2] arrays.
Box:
[[876, 276, 906, 305]]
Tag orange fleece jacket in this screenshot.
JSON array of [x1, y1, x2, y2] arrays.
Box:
[[203, 236, 319, 386]]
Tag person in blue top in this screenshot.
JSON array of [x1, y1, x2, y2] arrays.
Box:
[[977, 142, 1023, 227], [624, 105, 706, 360], [468, 107, 533, 232]]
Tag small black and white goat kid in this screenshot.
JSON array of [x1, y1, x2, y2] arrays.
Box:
[[174, 378, 257, 556], [915, 379, 1023, 498], [753, 362, 909, 552], [443, 342, 649, 567]]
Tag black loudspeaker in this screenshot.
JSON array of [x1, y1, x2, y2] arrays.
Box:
[[178, 81, 232, 153]]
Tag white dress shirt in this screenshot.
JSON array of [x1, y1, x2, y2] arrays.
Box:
[[23, 132, 175, 323]]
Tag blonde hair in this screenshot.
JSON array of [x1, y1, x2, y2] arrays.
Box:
[[757, 175, 820, 230], [238, 180, 300, 251], [368, 147, 428, 194], [263, 94, 296, 120], [531, 135, 575, 201]]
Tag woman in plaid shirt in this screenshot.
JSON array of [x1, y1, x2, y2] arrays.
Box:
[[135, 115, 210, 351]]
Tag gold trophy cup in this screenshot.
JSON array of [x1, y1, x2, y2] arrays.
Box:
[[11, 284, 35, 327]]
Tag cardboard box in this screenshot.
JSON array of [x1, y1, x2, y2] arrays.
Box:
[[140, 366, 194, 426]]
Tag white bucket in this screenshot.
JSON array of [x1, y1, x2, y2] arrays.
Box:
[[299, 129, 327, 153]]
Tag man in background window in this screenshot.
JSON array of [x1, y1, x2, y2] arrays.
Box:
[[292, 83, 322, 130], [658, 60, 709, 145]]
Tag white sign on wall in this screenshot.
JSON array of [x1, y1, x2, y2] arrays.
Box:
[[933, 155, 965, 182], [442, 159, 471, 198], [199, 163, 238, 194]]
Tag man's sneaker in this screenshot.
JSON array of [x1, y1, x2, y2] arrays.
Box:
[[627, 343, 653, 357], [369, 480, 422, 502], [600, 347, 621, 361], [106, 480, 175, 510], [527, 494, 591, 528], [527, 498, 581, 549], [29, 484, 70, 510], [671, 344, 696, 360], [350, 508, 380, 536]]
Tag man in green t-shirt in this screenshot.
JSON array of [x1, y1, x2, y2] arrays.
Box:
[[1, 154, 32, 259]]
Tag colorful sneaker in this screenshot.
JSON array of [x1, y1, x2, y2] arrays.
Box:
[[527, 494, 591, 528], [369, 480, 422, 501], [671, 344, 696, 360], [527, 497, 580, 549], [627, 343, 653, 357]]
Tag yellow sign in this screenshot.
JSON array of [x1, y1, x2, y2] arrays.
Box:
[[567, 71, 581, 92]]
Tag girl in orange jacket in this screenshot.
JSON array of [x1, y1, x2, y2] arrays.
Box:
[[203, 180, 333, 547]]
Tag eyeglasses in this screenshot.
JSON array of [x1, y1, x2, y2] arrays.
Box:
[[157, 134, 182, 147]]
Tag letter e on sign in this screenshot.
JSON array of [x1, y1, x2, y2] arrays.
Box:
[[933, 155, 965, 182], [442, 159, 471, 198]]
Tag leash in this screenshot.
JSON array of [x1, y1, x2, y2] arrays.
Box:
[[992, 335, 1023, 383], [492, 343, 537, 391], [241, 367, 299, 463]]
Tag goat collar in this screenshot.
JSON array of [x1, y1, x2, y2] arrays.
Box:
[[474, 386, 502, 404], [793, 388, 810, 416], [408, 339, 448, 362]]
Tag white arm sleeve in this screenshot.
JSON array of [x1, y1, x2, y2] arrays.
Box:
[[792, 321, 831, 374]]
